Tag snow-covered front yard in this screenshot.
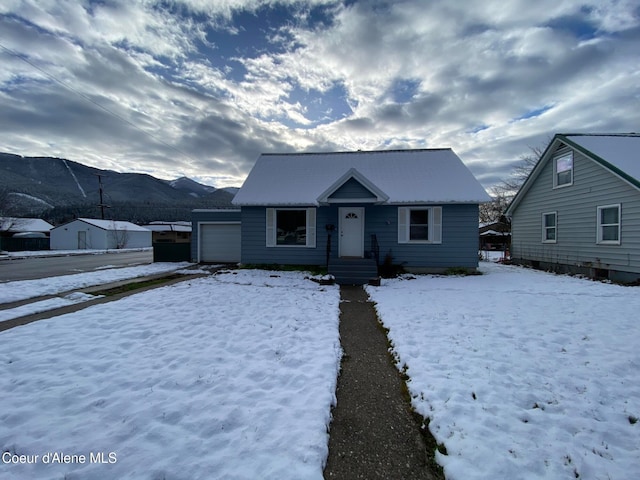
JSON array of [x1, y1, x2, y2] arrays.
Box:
[[367, 261, 640, 480], [1, 261, 638, 479], [0, 270, 341, 480]]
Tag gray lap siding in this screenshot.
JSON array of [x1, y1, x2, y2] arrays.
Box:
[[510, 147, 640, 278], [240, 204, 479, 268]]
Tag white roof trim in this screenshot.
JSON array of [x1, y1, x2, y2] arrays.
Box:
[[316, 168, 389, 205]]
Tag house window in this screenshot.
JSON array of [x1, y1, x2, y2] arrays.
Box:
[[542, 212, 557, 243], [398, 207, 442, 244], [553, 152, 573, 187], [597, 204, 620, 244], [266, 208, 316, 248]]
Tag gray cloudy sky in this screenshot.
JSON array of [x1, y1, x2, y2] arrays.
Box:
[[1, 0, 639, 189]]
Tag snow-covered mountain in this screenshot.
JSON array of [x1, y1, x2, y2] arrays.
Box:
[[0, 152, 237, 220]]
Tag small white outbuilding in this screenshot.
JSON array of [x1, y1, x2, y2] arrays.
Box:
[[50, 218, 151, 250]]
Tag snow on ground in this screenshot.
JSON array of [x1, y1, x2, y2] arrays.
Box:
[[0, 269, 341, 480], [0, 292, 103, 322], [367, 261, 640, 480], [0, 248, 152, 259], [0, 262, 193, 304]]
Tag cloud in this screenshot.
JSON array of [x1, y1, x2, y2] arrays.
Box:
[[0, 0, 638, 191]]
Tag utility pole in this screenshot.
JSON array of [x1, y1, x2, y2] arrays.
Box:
[[94, 173, 110, 220]]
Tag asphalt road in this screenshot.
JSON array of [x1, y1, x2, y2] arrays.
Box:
[[0, 250, 154, 282]]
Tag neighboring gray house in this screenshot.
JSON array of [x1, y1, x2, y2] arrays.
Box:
[[505, 133, 640, 283], [228, 149, 490, 283], [50, 218, 151, 250]]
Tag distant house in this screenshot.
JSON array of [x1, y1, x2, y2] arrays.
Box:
[[0, 217, 54, 251], [479, 221, 511, 252], [143, 221, 192, 243], [505, 133, 640, 283], [50, 218, 151, 250], [0, 217, 53, 236], [224, 149, 490, 283]]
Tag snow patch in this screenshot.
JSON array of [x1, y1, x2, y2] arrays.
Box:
[[366, 261, 640, 479], [0, 270, 341, 480]]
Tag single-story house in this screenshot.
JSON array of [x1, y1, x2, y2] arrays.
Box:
[[505, 133, 640, 283], [0, 217, 54, 237], [0, 217, 54, 251], [50, 218, 151, 250], [143, 221, 192, 243], [212, 148, 490, 282], [479, 221, 511, 252]]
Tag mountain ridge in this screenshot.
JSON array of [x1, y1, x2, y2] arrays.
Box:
[[0, 153, 238, 223]]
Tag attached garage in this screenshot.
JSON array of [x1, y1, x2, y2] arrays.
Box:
[[191, 209, 242, 263], [199, 223, 241, 262]]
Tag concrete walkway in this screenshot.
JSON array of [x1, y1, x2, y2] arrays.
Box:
[[324, 285, 443, 480]]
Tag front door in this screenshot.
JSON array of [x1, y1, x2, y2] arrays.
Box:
[[339, 207, 364, 257], [78, 231, 87, 249]]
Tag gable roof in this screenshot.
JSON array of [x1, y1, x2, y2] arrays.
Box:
[[317, 168, 390, 204], [561, 134, 640, 188], [52, 218, 150, 232], [232, 149, 491, 206], [0, 217, 54, 233], [506, 133, 640, 216]]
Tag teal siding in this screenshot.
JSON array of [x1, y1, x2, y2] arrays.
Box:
[[366, 204, 479, 269], [511, 145, 640, 278], [191, 209, 241, 262], [241, 207, 334, 265], [329, 178, 376, 199], [240, 204, 479, 269]]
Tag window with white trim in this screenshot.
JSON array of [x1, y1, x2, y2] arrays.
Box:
[[398, 207, 442, 244], [596, 204, 620, 245], [553, 152, 573, 187], [542, 212, 557, 243], [266, 208, 316, 247]]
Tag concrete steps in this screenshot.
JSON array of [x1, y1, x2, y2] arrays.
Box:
[[328, 258, 379, 285]]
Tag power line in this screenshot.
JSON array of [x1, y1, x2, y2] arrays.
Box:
[[0, 41, 199, 164]]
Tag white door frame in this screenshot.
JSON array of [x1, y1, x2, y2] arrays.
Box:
[[339, 207, 365, 258]]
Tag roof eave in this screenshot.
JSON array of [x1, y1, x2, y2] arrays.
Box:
[[560, 135, 640, 191], [316, 168, 390, 205], [505, 135, 561, 217]]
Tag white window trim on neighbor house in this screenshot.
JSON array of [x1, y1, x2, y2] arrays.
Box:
[[266, 208, 316, 248], [553, 151, 573, 188], [542, 211, 557, 243], [596, 204, 621, 245], [398, 206, 442, 244]]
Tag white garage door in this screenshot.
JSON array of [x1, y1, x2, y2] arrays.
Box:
[[200, 223, 241, 263]]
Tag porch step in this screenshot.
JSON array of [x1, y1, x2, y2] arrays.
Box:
[[328, 258, 379, 285]]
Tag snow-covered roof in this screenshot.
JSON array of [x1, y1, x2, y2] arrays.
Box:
[[506, 133, 640, 216], [0, 217, 54, 233], [561, 134, 640, 186], [53, 218, 150, 232], [143, 224, 192, 232], [232, 149, 491, 206]]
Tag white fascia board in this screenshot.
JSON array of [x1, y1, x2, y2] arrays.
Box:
[[316, 168, 389, 204]]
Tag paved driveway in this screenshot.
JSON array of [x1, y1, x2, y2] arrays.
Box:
[[0, 250, 153, 282]]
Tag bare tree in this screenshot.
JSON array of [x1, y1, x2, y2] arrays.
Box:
[[498, 145, 545, 196], [109, 221, 130, 249], [479, 141, 549, 225], [479, 186, 512, 224]]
